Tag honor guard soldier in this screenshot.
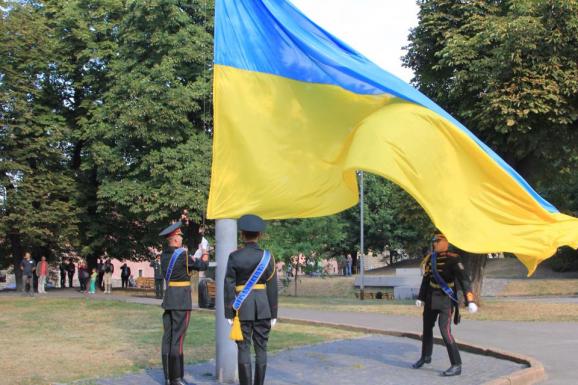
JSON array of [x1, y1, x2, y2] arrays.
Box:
[[224, 214, 278, 385], [159, 211, 209, 385], [413, 230, 478, 376]]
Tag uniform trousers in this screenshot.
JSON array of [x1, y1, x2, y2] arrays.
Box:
[[236, 319, 271, 385], [237, 319, 271, 365], [162, 310, 191, 380], [421, 305, 461, 365]]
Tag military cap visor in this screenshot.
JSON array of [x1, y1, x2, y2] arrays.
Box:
[[159, 221, 183, 238], [238, 214, 266, 232]]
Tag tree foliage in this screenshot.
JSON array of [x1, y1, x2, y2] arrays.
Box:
[[404, 0, 577, 188], [0, 0, 214, 271], [0, 2, 79, 276]]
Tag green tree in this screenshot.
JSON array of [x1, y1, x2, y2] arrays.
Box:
[[42, 0, 127, 268], [404, 0, 577, 185], [264, 216, 346, 296], [404, 0, 578, 295], [35, 0, 214, 266], [90, 0, 214, 260], [0, 2, 79, 287], [340, 173, 434, 267]]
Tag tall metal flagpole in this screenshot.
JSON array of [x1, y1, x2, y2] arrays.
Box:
[[359, 171, 365, 300], [215, 219, 238, 383]]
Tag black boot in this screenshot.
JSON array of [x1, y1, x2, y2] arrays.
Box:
[[162, 354, 170, 385], [442, 365, 462, 376], [412, 356, 431, 369], [170, 379, 189, 385], [169, 355, 188, 385], [238, 363, 252, 385], [254, 364, 266, 385], [179, 354, 185, 379]]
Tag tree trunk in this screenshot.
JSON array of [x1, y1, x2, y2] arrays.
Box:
[[9, 232, 23, 291], [461, 252, 487, 305]]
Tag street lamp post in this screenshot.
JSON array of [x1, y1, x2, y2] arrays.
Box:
[[359, 171, 365, 300]]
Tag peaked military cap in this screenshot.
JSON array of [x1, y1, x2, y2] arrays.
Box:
[[238, 214, 266, 232], [159, 221, 183, 238]]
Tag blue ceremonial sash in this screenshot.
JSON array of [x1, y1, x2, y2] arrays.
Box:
[[431, 252, 458, 303], [165, 247, 186, 282], [233, 250, 271, 311]]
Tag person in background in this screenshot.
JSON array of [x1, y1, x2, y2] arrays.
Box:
[[346, 254, 353, 276], [150, 254, 164, 299], [193, 225, 210, 262], [97, 258, 105, 291], [89, 268, 97, 294], [120, 263, 131, 289], [78, 260, 89, 293], [20, 252, 35, 296], [59, 258, 67, 288], [103, 259, 114, 294], [36, 256, 49, 294], [66, 259, 75, 288]]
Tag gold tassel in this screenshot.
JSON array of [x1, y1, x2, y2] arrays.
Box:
[[229, 314, 243, 341]]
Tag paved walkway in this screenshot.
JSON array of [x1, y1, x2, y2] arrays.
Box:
[[279, 308, 577, 385], [5, 290, 573, 384], [71, 335, 524, 385]]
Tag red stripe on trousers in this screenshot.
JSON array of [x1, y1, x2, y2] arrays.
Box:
[[179, 311, 191, 354], [446, 308, 454, 343]]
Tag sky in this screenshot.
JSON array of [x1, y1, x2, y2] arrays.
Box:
[[290, 0, 419, 83]]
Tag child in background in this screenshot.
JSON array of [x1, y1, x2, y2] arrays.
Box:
[[89, 268, 97, 294]]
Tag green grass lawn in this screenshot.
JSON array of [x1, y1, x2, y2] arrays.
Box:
[[0, 297, 361, 385], [280, 296, 578, 322]]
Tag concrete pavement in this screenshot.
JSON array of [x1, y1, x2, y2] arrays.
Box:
[[278, 307, 577, 385], [71, 334, 525, 385]]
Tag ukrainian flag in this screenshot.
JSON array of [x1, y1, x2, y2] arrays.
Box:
[[208, 0, 578, 274]]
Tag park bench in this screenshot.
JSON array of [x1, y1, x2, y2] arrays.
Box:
[[133, 277, 156, 297], [136, 277, 155, 289], [355, 291, 394, 300]]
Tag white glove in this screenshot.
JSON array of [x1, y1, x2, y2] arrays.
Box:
[[271, 319, 277, 327], [415, 300, 423, 308], [468, 302, 478, 313], [227, 318, 233, 326]]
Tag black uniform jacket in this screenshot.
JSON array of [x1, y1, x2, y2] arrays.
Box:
[[161, 223, 208, 310], [418, 251, 473, 311], [224, 242, 278, 321]]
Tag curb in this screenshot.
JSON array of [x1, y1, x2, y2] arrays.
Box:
[[277, 317, 546, 385]]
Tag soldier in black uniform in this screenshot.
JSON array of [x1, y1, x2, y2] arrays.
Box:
[[159, 211, 209, 385], [224, 214, 278, 385], [412, 230, 478, 376]]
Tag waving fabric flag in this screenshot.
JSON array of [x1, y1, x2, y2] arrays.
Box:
[[208, 0, 578, 274]]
